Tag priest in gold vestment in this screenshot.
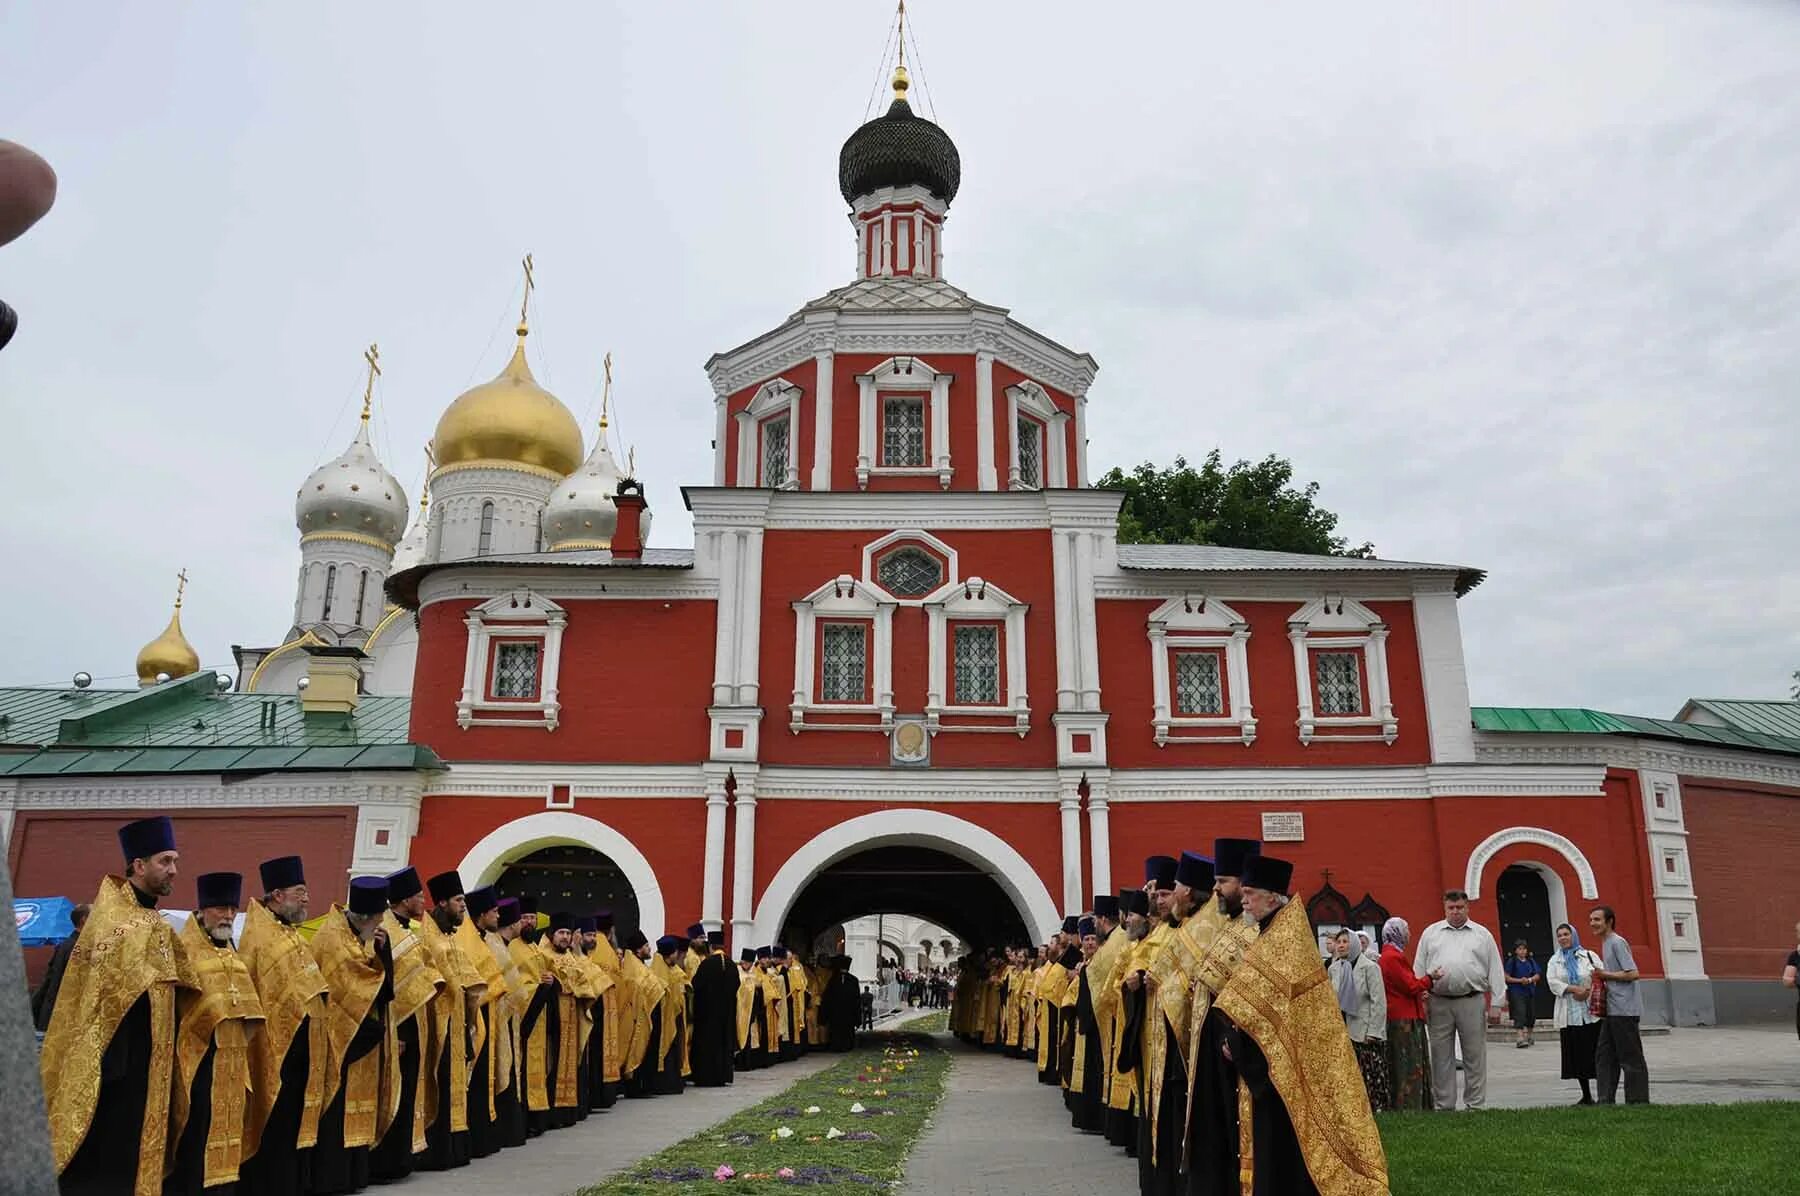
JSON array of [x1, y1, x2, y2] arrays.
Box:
[[417, 870, 486, 1171], [1135, 853, 1214, 1196], [1072, 896, 1123, 1132], [486, 897, 530, 1148], [308, 877, 395, 1196], [1108, 887, 1156, 1154], [1217, 855, 1389, 1196], [644, 935, 694, 1093], [369, 867, 446, 1183], [166, 872, 267, 1195], [1182, 838, 1262, 1196], [582, 912, 626, 1110], [456, 885, 509, 1158], [42, 816, 194, 1196], [237, 856, 331, 1196]]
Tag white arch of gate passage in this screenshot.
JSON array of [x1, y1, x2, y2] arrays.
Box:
[[750, 808, 1062, 949], [456, 811, 665, 940], [1464, 825, 1599, 936]]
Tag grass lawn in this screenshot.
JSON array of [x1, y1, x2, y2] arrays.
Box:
[[579, 1019, 949, 1194], [1380, 1102, 1800, 1195]]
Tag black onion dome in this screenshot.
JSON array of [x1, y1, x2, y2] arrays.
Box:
[[838, 97, 962, 206]]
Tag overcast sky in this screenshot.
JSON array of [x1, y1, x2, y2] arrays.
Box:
[[3, 1, 1796, 714]]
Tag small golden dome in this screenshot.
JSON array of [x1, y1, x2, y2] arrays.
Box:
[[431, 337, 584, 478], [135, 599, 199, 686]]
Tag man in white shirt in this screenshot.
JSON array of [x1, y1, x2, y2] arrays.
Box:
[[1413, 889, 1506, 1110]]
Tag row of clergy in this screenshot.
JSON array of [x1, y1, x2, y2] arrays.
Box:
[[950, 840, 1391, 1196], [36, 816, 862, 1196]]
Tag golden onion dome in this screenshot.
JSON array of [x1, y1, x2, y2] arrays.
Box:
[[431, 336, 584, 479], [135, 584, 200, 686]]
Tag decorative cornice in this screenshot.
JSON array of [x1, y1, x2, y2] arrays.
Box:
[[299, 530, 399, 553], [431, 459, 566, 484], [1108, 763, 1605, 802], [9, 771, 427, 810], [1474, 733, 1800, 791], [416, 572, 719, 609], [1092, 578, 1423, 602], [424, 763, 705, 800]]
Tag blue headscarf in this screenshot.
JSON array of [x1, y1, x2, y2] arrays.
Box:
[[1555, 922, 1583, 992]]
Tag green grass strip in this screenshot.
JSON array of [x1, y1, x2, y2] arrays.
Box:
[[1380, 1101, 1800, 1195], [581, 1016, 950, 1194]]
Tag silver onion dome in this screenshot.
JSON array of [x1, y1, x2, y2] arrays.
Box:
[[295, 418, 409, 550]]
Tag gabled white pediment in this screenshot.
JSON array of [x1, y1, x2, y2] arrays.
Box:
[[470, 589, 565, 623], [1147, 594, 1248, 633], [923, 575, 1027, 617], [795, 574, 892, 616], [1288, 593, 1384, 631]]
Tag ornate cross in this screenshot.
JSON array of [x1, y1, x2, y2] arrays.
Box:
[[600, 351, 613, 430], [360, 342, 381, 421], [174, 568, 189, 610], [518, 253, 535, 331]]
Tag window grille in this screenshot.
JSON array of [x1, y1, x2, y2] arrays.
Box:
[[478, 501, 496, 556], [882, 396, 925, 467], [762, 416, 790, 487], [820, 624, 867, 702], [953, 625, 1001, 704], [322, 565, 337, 621], [355, 570, 370, 626], [876, 548, 942, 596], [493, 642, 541, 699], [1174, 652, 1224, 714], [1315, 652, 1363, 715], [1017, 417, 1042, 488]]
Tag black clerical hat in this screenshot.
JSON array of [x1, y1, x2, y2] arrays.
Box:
[[740, 948, 756, 963], [594, 909, 615, 932], [1059, 944, 1082, 968], [1144, 855, 1177, 891], [1077, 917, 1096, 938], [1241, 854, 1294, 894], [655, 934, 684, 955], [494, 897, 520, 924], [385, 867, 422, 903], [576, 915, 598, 934], [773, 945, 790, 959], [348, 876, 387, 916], [118, 815, 176, 864], [548, 911, 575, 931], [1092, 894, 1120, 920], [517, 895, 538, 915], [1061, 915, 1080, 935], [1121, 889, 1150, 917], [707, 930, 725, 947], [1213, 838, 1261, 879], [1176, 851, 1215, 892], [195, 871, 241, 910], [686, 922, 706, 940], [259, 855, 304, 892], [465, 886, 498, 918], [426, 870, 463, 904], [755, 946, 772, 959], [624, 929, 649, 951]]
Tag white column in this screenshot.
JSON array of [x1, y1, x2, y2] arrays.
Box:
[[1413, 586, 1476, 762], [1074, 532, 1102, 711], [730, 784, 757, 951], [1073, 394, 1089, 486], [702, 787, 729, 931], [737, 529, 765, 706], [714, 394, 729, 486], [1087, 784, 1112, 906], [810, 351, 834, 491], [712, 531, 738, 705], [975, 351, 998, 490], [1059, 786, 1084, 915], [1051, 531, 1078, 711]]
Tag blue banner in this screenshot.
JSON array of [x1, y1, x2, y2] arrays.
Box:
[[13, 897, 75, 947]]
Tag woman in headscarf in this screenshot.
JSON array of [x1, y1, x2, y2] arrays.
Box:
[[1329, 927, 1389, 1111], [1378, 916, 1433, 1110], [1545, 921, 1603, 1104]]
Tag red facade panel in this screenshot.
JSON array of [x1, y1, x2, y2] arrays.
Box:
[[1682, 776, 1800, 979]]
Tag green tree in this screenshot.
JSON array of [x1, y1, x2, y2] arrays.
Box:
[[1096, 451, 1374, 557]]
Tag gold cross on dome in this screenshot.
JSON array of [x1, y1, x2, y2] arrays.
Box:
[[360, 343, 381, 422], [600, 351, 613, 430], [175, 568, 189, 610], [518, 253, 536, 334]]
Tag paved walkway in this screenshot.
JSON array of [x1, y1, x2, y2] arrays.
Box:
[[902, 1025, 1800, 1195]]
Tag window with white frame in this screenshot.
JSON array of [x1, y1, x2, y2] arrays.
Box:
[[819, 623, 868, 703], [761, 415, 790, 487], [457, 589, 567, 730], [953, 624, 1001, 704], [1287, 595, 1396, 745], [1146, 595, 1256, 745], [491, 641, 541, 699], [1174, 651, 1225, 715], [1005, 380, 1068, 490], [881, 396, 926, 467], [1016, 416, 1043, 489], [875, 546, 942, 596], [478, 501, 496, 556]]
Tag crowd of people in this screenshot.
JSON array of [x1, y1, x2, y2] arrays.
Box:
[[895, 967, 953, 1008], [33, 816, 863, 1195], [951, 841, 1390, 1196]]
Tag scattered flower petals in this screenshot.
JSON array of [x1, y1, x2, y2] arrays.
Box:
[[715, 1164, 736, 1180], [826, 1126, 845, 1139], [804, 1105, 821, 1114], [778, 1168, 796, 1179], [849, 1101, 866, 1113], [775, 1126, 794, 1139]]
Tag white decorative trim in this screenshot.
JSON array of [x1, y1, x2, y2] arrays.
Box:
[[1108, 763, 1607, 802], [924, 577, 1030, 735], [1413, 589, 1476, 763], [1288, 594, 1397, 745], [1637, 768, 1707, 979], [1005, 380, 1068, 490], [856, 356, 953, 489], [860, 529, 959, 599], [810, 350, 835, 491], [790, 575, 896, 732], [1058, 781, 1083, 915], [1463, 826, 1600, 902], [416, 573, 718, 608], [457, 589, 565, 731], [456, 810, 666, 940], [423, 762, 703, 799], [1146, 594, 1256, 746], [749, 808, 1061, 947], [1473, 734, 1800, 789], [735, 379, 802, 489], [975, 351, 998, 491], [753, 767, 1059, 804]]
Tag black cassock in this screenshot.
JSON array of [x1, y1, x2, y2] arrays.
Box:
[[1137, 1012, 1186, 1196], [30, 934, 76, 1031], [738, 982, 770, 1071], [1038, 998, 1061, 1085], [519, 977, 558, 1135], [420, 1005, 473, 1170], [237, 1013, 317, 1196], [1110, 976, 1146, 1152], [824, 970, 859, 1052], [589, 986, 618, 1110], [311, 982, 390, 1196], [1070, 969, 1106, 1132], [1223, 1018, 1316, 1196], [166, 1036, 234, 1196], [689, 954, 740, 1087], [466, 1001, 498, 1159], [368, 1008, 423, 1181], [1183, 1007, 1243, 1196], [58, 995, 155, 1195]]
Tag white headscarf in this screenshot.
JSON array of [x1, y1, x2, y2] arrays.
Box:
[[1332, 931, 1361, 1016]]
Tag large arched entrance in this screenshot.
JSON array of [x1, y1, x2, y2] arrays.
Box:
[[496, 844, 643, 944], [1496, 864, 1556, 1021], [456, 810, 666, 939]]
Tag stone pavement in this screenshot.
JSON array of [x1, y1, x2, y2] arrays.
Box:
[[902, 1025, 1800, 1195]]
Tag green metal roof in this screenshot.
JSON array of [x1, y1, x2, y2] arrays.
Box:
[[1473, 706, 1800, 758], [0, 670, 437, 776], [1676, 698, 1800, 740]]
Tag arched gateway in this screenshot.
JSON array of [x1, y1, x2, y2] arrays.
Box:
[[456, 810, 667, 940]]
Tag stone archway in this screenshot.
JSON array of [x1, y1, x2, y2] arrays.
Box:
[[1464, 826, 1599, 906], [750, 808, 1061, 949], [456, 810, 665, 939]]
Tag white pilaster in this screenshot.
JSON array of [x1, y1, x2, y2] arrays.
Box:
[[1073, 393, 1089, 486], [1637, 769, 1708, 981], [1413, 586, 1476, 762], [737, 529, 765, 706], [713, 392, 729, 486], [1087, 780, 1112, 905], [975, 351, 998, 490], [1050, 531, 1078, 710], [730, 776, 758, 951], [810, 351, 835, 491], [712, 530, 739, 705], [1059, 782, 1083, 916], [702, 785, 729, 932], [1074, 532, 1102, 711]]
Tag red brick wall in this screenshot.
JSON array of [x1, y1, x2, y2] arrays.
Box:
[[409, 597, 716, 763], [1683, 776, 1800, 979]]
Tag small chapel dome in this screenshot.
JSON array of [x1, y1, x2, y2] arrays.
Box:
[[542, 433, 628, 551], [295, 416, 410, 550], [135, 580, 200, 686], [838, 65, 961, 206], [431, 337, 584, 479], [389, 494, 431, 574]]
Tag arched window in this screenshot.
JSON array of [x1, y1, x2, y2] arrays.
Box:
[[321, 564, 337, 622], [534, 514, 544, 554], [355, 569, 370, 625], [478, 501, 496, 556]]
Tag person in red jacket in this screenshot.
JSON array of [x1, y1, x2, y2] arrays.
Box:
[[1379, 916, 1434, 1110]]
